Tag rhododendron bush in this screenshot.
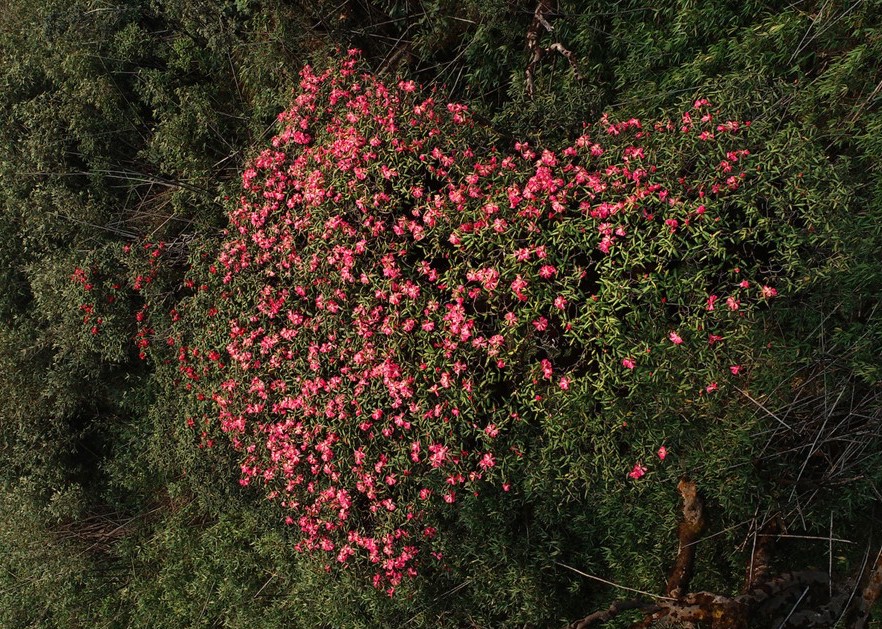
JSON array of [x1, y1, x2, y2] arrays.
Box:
[[138, 51, 821, 592]]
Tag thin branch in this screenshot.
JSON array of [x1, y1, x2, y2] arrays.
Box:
[[554, 562, 677, 601], [735, 387, 793, 431], [745, 516, 780, 592], [775, 586, 811, 628]]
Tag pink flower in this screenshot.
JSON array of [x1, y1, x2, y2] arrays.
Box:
[[706, 382, 718, 393], [622, 358, 636, 370], [538, 265, 557, 279], [478, 452, 496, 469], [706, 295, 718, 311], [558, 377, 570, 390], [708, 333, 723, 345], [669, 331, 683, 345], [540, 358, 553, 379], [628, 463, 647, 480], [511, 275, 528, 300], [428, 444, 449, 468], [657, 446, 667, 460], [761, 285, 778, 299], [729, 365, 741, 375], [726, 297, 740, 311], [484, 424, 499, 438]]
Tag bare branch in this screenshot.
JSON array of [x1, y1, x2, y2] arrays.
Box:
[[666, 478, 705, 599], [524, 0, 581, 98], [566, 599, 658, 629]]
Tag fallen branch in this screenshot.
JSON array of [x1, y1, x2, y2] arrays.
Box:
[[565, 473, 880, 628], [567, 600, 658, 629], [666, 478, 705, 599]]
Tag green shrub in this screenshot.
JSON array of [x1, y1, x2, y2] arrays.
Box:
[[134, 53, 852, 603]]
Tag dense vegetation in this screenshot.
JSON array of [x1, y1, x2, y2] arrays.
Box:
[[1, 1, 881, 627]]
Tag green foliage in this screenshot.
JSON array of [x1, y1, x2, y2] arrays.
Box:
[[0, 485, 122, 628], [0, 0, 880, 626]]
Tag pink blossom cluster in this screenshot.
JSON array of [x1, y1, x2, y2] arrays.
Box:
[[149, 51, 784, 593]]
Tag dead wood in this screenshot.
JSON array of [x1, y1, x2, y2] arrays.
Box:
[[665, 478, 705, 599], [524, 0, 581, 98]]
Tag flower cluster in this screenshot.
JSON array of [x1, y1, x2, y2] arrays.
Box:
[[158, 51, 785, 592], [69, 254, 133, 355]]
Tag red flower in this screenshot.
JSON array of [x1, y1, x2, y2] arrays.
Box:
[[628, 463, 647, 480], [538, 265, 557, 279], [540, 358, 553, 379], [478, 453, 496, 469]]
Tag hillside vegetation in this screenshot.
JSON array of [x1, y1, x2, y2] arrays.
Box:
[[1, 1, 881, 627]]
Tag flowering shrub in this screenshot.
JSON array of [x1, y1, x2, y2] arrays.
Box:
[[57, 245, 141, 364], [132, 51, 814, 593]]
